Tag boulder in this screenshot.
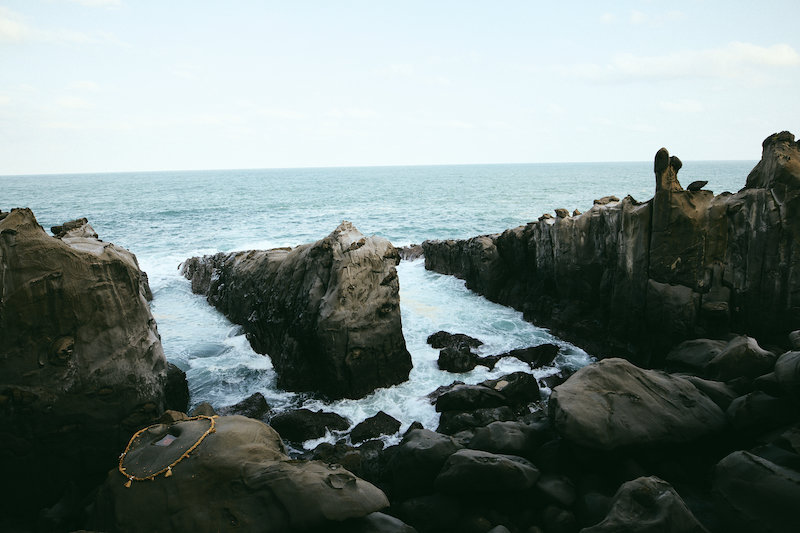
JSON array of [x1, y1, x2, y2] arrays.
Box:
[[583, 476, 709, 533], [435, 449, 540, 493], [790, 331, 800, 350], [713, 450, 800, 533], [481, 371, 542, 406], [494, 344, 560, 368], [217, 392, 270, 420], [665, 339, 728, 373], [437, 406, 516, 435], [438, 345, 478, 372], [182, 222, 412, 399], [325, 512, 419, 533], [435, 384, 508, 412], [682, 376, 739, 411], [774, 351, 800, 401], [549, 358, 726, 450], [468, 421, 543, 456], [269, 409, 350, 443], [91, 415, 388, 532], [536, 474, 577, 508], [350, 411, 402, 443], [0, 209, 167, 514], [165, 363, 190, 413], [725, 391, 794, 435], [385, 428, 462, 498], [706, 336, 776, 381]]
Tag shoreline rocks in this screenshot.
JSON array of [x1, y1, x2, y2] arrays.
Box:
[[422, 132, 800, 366], [182, 221, 413, 400], [0, 209, 167, 518]]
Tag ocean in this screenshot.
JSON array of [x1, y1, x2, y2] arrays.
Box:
[[1, 160, 754, 447]]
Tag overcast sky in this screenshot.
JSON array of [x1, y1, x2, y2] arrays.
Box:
[[1, 0, 798, 174]]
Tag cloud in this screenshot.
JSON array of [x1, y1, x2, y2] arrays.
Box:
[[659, 99, 704, 113], [66, 0, 122, 6], [68, 80, 101, 92], [326, 108, 381, 120], [565, 42, 800, 83], [600, 13, 615, 24], [0, 6, 109, 44], [0, 95, 11, 106], [55, 96, 93, 109]]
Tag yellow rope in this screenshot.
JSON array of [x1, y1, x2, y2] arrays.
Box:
[[118, 415, 217, 487]]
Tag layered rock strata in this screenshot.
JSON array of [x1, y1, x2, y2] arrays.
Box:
[[0, 209, 166, 514], [422, 132, 800, 365], [182, 221, 412, 399]]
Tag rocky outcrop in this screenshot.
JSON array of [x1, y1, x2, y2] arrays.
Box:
[[0, 209, 167, 515], [182, 222, 412, 399], [549, 358, 726, 450], [422, 132, 800, 365], [91, 415, 389, 532]]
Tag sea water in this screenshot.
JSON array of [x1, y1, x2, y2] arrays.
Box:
[[1, 161, 754, 446]]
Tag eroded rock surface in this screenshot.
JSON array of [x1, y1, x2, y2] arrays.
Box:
[[92, 415, 388, 533], [0, 209, 166, 513], [422, 132, 800, 364], [182, 221, 412, 399], [549, 358, 726, 450]]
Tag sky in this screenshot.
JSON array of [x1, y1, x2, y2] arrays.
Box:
[[1, 0, 798, 174]]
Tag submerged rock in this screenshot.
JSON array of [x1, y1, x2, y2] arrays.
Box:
[[549, 358, 726, 450], [269, 408, 350, 443], [182, 221, 412, 400], [0, 209, 167, 514], [91, 415, 388, 532]]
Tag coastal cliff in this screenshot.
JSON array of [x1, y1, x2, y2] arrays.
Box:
[[0, 210, 168, 517], [423, 132, 800, 365], [182, 221, 413, 399]]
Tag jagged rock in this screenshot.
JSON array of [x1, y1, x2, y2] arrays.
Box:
[[0, 209, 166, 514], [350, 411, 402, 443], [555, 208, 570, 218], [593, 195, 621, 205], [217, 392, 270, 420], [426, 331, 483, 350], [438, 345, 478, 372], [713, 450, 800, 533], [182, 222, 412, 399], [165, 363, 190, 413], [549, 358, 726, 450], [422, 133, 800, 366], [706, 336, 777, 381], [91, 415, 388, 532], [492, 344, 560, 368], [687, 180, 709, 191], [385, 428, 462, 498], [398, 244, 424, 261], [583, 476, 709, 533], [435, 449, 540, 493], [269, 409, 350, 442]]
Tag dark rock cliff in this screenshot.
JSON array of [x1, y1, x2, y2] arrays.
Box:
[[0, 209, 167, 516], [423, 132, 800, 365], [182, 221, 413, 400]]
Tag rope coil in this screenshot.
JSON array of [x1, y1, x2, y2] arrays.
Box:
[[118, 415, 217, 488]]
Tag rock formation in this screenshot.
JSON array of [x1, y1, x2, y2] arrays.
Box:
[[422, 132, 800, 365], [182, 221, 412, 400], [0, 209, 166, 516], [91, 415, 389, 532]]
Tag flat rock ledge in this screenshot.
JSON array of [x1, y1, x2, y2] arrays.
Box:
[[182, 221, 412, 400]]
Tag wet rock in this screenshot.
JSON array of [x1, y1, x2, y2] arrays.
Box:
[[493, 344, 560, 368], [438, 345, 479, 372], [385, 428, 462, 498], [350, 411, 402, 443], [435, 384, 508, 412], [427, 330, 483, 350], [91, 415, 388, 532], [481, 371, 542, 406], [399, 244, 424, 261], [713, 450, 800, 533], [435, 449, 540, 493], [437, 406, 516, 435], [165, 363, 190, 413], [182, 222, 412, 400], [583, 476, 708, 533], [270, 409, 350, 442], [549, 358, 726, 450], [217, 392, 270, 420], [0, 209, 167, 514]]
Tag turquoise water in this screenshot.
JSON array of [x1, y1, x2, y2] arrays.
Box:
[[1, 160, 754, 444]]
